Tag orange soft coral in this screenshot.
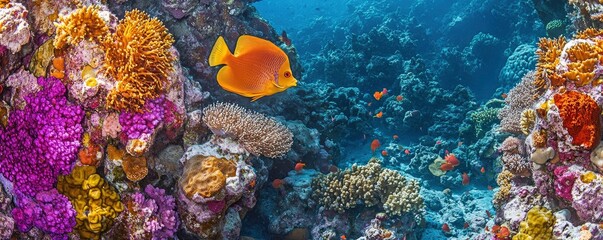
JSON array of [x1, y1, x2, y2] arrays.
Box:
[[102, 9, 175, 112], [562, 42, 598, 86], [53, 5, 109, 49], [535, 37, 566, 97], [554, 90, 601, 150]]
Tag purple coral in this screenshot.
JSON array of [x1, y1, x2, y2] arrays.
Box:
[[0, 76, 84, 196], [11, 189, 76, 239], [119, 97, 166, 140], [126, 185, 179, 239], [553, 166, 578, 201]]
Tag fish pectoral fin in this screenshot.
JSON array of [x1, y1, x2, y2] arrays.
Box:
[[272, 81, 285, 89]]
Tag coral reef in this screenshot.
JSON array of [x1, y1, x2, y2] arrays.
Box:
[[11, 189, 76, 239], [53, 5, 109, 49], [0, 2, 30, 53]]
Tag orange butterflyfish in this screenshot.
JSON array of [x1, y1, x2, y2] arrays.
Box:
[[381, 150, 388, 156], [272, 179, 284, 189], [440, 163, 454, 171], [374, 111, 383, 118], [393, 134, 399, 140], [481, 167, 486, 173], [442, 223, 450, 233], [295, 162, 306, 172], [373, 91, 383, 100], [404, 149, 410, 155], [208, 35, 297, 101], [371, 139, 381, 152], [445, 153, 459, 167], [462, 172, 470, 185], [396, 95, 403, 101]]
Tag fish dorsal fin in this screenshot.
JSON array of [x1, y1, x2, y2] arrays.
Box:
[[234, 35, 284, 57]]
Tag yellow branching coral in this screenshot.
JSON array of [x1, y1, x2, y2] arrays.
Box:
[[575, 28, 603, 39], [493, 170, 514, 206], [53, 5, 109, 49], [513, 206, 556, 240], [312, 158, 424, 216], [0, 0, 9, 8], [535, 37, 566, 97], [102, 9, 175, 112], [202, 102, 294, 158], [520, 109, 535, 135], [57, 166, 124, 240], [180, 155, 237, 198]]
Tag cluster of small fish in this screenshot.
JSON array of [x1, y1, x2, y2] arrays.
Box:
[[369, 88, 403, 118]]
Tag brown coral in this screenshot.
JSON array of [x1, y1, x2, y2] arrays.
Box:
[[554, 90, 601, 150], [535, 37, 566, 97], [498, 72, 537, 134], [493, 170, 514, 206], [102, 9, 175, 112], [180, 155, 236, 198], [122, 154, 148, 182], [53, 5, 109, 49], [202, 102, 294, 158]]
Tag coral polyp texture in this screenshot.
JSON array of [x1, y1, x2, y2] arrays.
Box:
[[311, 158, 424, 217], [0, 2, 30, 53], [53, 5, 109, 49], [102, 9, 175, 112], [202, 102, 294, 158]]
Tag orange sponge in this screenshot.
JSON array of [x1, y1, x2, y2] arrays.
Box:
[[554, 91, 601, 150]]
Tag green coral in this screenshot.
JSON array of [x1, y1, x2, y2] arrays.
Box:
[[513, 206, 555, 240], [57, 166, 124, 240], [311, 158, 424, 217], [546, 19, 564, 37], [471, 107, 500, 137]]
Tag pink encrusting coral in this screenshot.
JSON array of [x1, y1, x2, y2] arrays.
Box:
[[553, 166, 578, 201], [0, 76, 84, 196], [11, 189, 76, 239]]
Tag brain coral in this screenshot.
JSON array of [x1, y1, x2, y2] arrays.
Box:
[[180, 155, 237, 198], [202, 102, 294, 158], [102, 9, 175, 112], [312, 158, 423, 216], [0, 76, 84, 196], [553, 90, 601, 150], [57, 165, 124, 239]]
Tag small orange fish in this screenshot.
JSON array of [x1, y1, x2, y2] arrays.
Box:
[[295, 162, 306, 172], [381, 88, 388, 95], [340, 235, 347, 240], [501, 93, 508, 99], [374, 111, 383, 118], [381, 150, 388, 156], [396, 95, 403, 101], [463, 222, 469, 229], [393, 134, 399, 140], [462, 172, 470, 185], [486, 210, 492, 218], [497, 226, 510, 238], [209, 35, 297, 101], [404, 149, 410, 155], [371, 139, 381, 153], [445, 153, 459, 166], [442, 223, 450, 233], [272, 179, 284, 189], [440, 163, 454, 171], [373, 91, 383, 100], [481, 167, 485, 173]]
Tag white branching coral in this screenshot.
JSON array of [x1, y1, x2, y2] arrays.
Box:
[[202, 102, 293, 158], [499, 71, 537, 134], [311, 158, 424, 216]]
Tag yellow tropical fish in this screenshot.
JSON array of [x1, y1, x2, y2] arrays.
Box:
[[208, 35, 297, 101]]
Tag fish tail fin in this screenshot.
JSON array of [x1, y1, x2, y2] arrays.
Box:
[[209, 36, 232, 66]]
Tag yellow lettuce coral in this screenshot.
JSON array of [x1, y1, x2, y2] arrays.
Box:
[[53, 5, 109, 49], [57, 166, 124, 239], [102, 9, 175, 112], [513, 206, 555, 240], [180, 155, 237, 198]]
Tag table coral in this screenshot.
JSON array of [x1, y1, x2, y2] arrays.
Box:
[[312, 158, 424, 217], [0, 76, 84, 196], [53, 5, 109, 49], [102, 9, 175, 112], [553, 90, 601, 150], [513, 206, 555, 240], [11, 189, 76, 239], [202, 102, 294, 158], [57, 165, 124, 239]]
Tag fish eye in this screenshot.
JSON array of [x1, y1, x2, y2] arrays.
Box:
[[284, 71, 291, 78]]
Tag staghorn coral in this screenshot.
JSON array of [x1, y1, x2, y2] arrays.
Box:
[[53, 5, 109, 49], [102, 9, 175, 112], [202, 102, 293, 158], [311, 158, 423, 216], [57, 165, 124, 239], [513, 206, 555, 240], [499, 71, 537, 134], [494, 170, 514, 206], [553, 90, 601, 150], [180, 155, 236, 198]]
